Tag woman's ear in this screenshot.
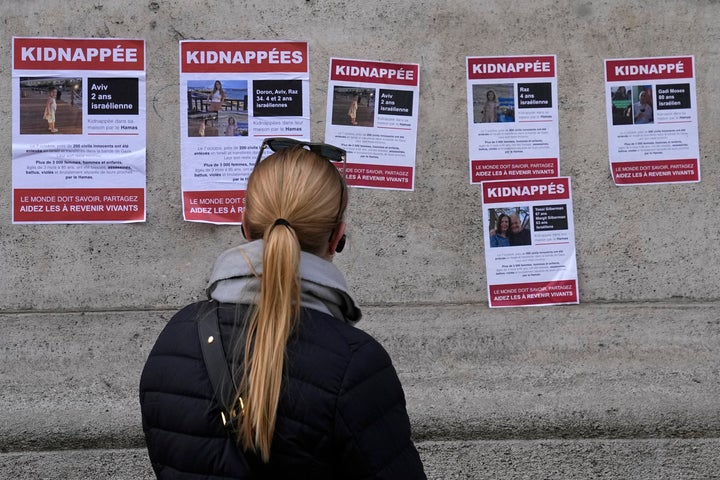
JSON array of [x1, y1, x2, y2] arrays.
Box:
[[241, 210, 251, 241]]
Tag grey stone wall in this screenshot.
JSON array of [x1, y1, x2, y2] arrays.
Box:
[[1, 1, 719, 478]]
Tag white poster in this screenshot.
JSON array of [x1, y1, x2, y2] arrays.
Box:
[[466, 55, 559, 183], [482, 177, 579, 308], [179, 40, 310, 223], [604, 55, 699, 185], [325, 58, 420, 190], [12, 37, 146, 223]]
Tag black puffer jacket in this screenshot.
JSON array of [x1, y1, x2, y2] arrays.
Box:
[[140, 301, 426, 479]]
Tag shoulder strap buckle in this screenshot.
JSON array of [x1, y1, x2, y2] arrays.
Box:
[[196, 300, 241, 433]]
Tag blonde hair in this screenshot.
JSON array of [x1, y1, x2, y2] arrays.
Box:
[[237, 146, 347, 461]]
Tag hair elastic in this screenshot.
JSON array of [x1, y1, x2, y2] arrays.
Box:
[[273, 218, 292, 228]]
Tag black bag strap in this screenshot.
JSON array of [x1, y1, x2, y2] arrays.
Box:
[[196, 300, 243, 432]]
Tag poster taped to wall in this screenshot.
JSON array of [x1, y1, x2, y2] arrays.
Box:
[[467, 55, 560, 184], [179, 40, 310, 223], [482, 177, 579, 308], [325, 58, 420, 191], [11, 37, 146, 223], [604, 55, 699, 185]]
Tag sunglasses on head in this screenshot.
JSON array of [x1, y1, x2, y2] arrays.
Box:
[[252, 137, 348, 253], [255, 137, 347, 175]]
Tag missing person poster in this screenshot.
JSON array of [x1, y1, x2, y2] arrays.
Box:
[[324, 58, 420, 191], [179, 40, 310, 223], [467, 55, 560, 184], [604, 56, 699, 185], [482, 177, 579, 308], [12, 37, 146, 223]]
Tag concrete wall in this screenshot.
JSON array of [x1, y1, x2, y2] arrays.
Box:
[[1, 0, 719, 478]]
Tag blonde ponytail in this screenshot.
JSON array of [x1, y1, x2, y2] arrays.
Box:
[[239, 221, 300, 461], [236, 146, 347, 462]]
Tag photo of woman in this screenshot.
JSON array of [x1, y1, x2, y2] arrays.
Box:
[[208, 80, 226, 112], [490, 213, 511, 247], [488, 207, 531, 247], [187, 79, 249, 137]]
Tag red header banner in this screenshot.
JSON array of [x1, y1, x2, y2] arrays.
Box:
[[605, 56, 693, 82], [13, 37, 145, 71], [330, 58, 419, 86], [482, 177, 570, 204], [467, 55, 556, 80], [180, 41, 308, 74]]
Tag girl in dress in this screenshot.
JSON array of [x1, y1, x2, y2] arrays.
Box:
[[225, 116, 237, 136], [347, 95, 359, 125], [43, 87, 58, 133]]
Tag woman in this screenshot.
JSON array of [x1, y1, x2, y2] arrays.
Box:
[[490, 213, 510, 247], [208, 80, 226, 112], [140, 139, 426, 479], [481, 90, 499, 123]]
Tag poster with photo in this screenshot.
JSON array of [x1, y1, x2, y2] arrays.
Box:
[[482, 177, 579, 308], [325, 58, 420, 191], [12, 37, 146, 223], [179, 40, 310, 223], [467, 55, 560, 184], [604, 56, 699, 185]]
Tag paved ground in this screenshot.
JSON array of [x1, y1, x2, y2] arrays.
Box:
[[3, 438, 719, 479]]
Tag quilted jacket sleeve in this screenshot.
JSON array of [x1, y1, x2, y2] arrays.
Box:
[[333, 336, 426, 480]]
